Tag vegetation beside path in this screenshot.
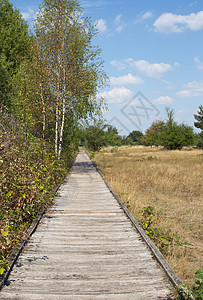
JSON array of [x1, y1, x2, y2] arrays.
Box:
[[93, 146, 203, 296], [0, 0, 106, 277], [0, 110, 76, 275]]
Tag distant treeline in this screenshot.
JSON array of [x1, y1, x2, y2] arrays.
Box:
[[83, 106, 203, 151]]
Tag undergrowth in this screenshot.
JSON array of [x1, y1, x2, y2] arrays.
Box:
[[0, 111, 75, 275], [172, 269, 203, 300], [138, 206, 191, 256]]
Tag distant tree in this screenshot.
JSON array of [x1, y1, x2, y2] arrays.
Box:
[[160, 109, 195, 150], [142, 109, 195, 150], [142, 120, 165, 147], [105, 125, 123, 146], [107, 125, 118, 135], [84, 122, 124, 151], [126, 130, 143, 144], [194, 105, 203, 130], [85, 124, 107, 152], [160, 122, 195, 150], [194, 105, 203, 148]]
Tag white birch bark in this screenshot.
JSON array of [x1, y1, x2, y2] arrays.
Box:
[[55, 102, 59, 155], [58, 96, 65, 158], [40, 83, 46, 139]]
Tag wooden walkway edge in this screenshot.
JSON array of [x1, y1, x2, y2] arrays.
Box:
[[93, 162, 183, 287], [1, 150, 179, 299]]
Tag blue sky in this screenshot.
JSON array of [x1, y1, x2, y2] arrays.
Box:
[[10, 0, 203, 135]]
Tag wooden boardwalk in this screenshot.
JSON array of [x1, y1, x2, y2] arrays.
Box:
[[1, 151, 172, 299]]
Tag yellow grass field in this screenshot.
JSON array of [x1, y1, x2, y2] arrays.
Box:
[[93, 146, 203, 286]]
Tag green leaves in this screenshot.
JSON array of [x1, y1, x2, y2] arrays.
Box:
[[194, 105, 203, 149], [33, 0, 107, 157], [173, 270, 203, 299], [0, 109, 71, 260], [143, 109, 195, 149], [0, 252, 11, 275], [138, 206, 187, 256], [191, 269, 203, 299], [0, 0, 31, 108], [2, 225, 10, 237], [194, 105, 203, 130]]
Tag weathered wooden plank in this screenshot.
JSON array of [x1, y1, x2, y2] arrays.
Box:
[[1, 151, 172, 299]]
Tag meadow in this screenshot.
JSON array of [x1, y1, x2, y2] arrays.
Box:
[[93, 146, 203, 286]]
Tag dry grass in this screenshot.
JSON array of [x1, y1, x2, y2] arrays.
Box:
[[94, 146, 203, 286]]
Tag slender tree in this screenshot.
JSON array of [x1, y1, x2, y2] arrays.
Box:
[[34, 0, 106, 158]]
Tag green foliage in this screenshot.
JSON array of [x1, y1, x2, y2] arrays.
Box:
[[33, 0, 107, 157], [105, 125, 123, 146], [0, 252, 10, 275], [172, 270, 203, 299], [195, 132, 203, 149], [142, 109, 195, 150], [0, 110, 74, 262], [126, 130, 143, 145], [191, 269, 203, 300], [138, 206, 186, 256], [0, 63, 10, 106], [89, 152, 95, 159], [160, 122, 195, 150], [85, 124, 107, 152], [194, 105, 203, 149], [111, 146, 118, 153], [84, 121, 124, 152], [142, 120, 165, 146], [194, 105, 203, 130], [0, 0, 107, 271], [0, 0, 31, 108]]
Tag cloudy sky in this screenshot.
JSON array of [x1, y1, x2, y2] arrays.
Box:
[[10, 0, 203, 135]]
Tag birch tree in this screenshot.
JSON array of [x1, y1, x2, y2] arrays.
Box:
[[12, 40, 52, 140], [34, 0, 106, 158]]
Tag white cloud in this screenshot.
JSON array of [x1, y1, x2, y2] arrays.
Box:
[[153, 11, 203, 33], [176, 80, 203, 97], [95, 19, 107, 33], [194, 56, 203, 70], [110, 73, 144, 85], [135, 11, 153, 24], [153, 96, 173, 104], [111, 58, 177, 78], [114, 14, 125, 32], [21, 8, 36, 20], [110, 73, 144, 86], [99, 87, 132, 103], [142, 11, 153, 20], [177, 110, 185, 114], [116, 25, 124, 32], [114, 14, 122, 26], [110, 60, 126, 71], [124, 58, 173, 77]]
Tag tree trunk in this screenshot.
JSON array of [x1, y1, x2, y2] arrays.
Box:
[[40, 83, 46, 139], [58, 97, 65, 158], [55, 102, 59, 156]]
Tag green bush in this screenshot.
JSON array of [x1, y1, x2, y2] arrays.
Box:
[[0, 111, 74, 270]]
